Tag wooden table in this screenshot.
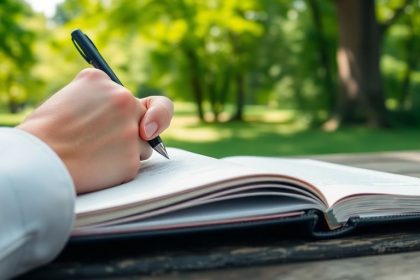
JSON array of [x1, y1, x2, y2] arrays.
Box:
[[19, 150, 420, 280]]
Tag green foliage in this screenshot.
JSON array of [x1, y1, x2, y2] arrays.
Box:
[[379, 0, 420, 111], [0, 0, 418, 128], [103, 0, 344, 122], [0, 0, 35, 112], [107, 0, 270, 121]]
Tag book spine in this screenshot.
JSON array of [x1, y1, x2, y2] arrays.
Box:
[[307, 210, 357, 239], [325, 209, 341, 230]]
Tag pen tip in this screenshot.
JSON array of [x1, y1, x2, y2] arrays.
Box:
[[154, 143, 170, 159]]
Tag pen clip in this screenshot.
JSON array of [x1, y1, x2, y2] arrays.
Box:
[[72, 35, 92, 64]]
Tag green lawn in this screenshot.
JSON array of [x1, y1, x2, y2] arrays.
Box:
[[164, 121, 420, 158], [0, 111, 29, 127], [2, 102, 420, 158], [163, 103, 420, 158]]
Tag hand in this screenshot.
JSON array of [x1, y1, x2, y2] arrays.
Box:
[[17, 68, 173, 194]]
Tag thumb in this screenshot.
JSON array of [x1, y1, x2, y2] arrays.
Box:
[[138, 96, 173, 140]]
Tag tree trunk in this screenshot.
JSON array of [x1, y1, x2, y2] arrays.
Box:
[[207, 73, 218, 121], [307, 0, 335, 114], [232, 73, 245, 121], [334, 0, 389, 127], [215, 68, 231, 121], [5, 74, 19, 114], [229, 32, 246, 122], [184, 48, 205, 121], [8, 100, 19, 114]]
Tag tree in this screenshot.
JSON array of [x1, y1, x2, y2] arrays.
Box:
[[327, 0, 412, 129], [0, 0, 35, 113], [307, 0, 336, 114], [108, 0, 266, 122], [395, 3, 419, 110]]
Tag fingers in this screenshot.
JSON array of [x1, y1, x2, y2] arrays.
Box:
[[139, 139, 153, 160], [73, 70, 174, 142], [72, 71, 172, 158], [73, 68, 110, 81], [138, 96, 174, 140]]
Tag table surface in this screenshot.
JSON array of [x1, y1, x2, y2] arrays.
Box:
[[20, 150, 420, 280]]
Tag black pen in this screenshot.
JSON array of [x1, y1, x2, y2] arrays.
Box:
[[71, 29, 169, 159]]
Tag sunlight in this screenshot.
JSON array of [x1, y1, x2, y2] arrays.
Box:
[[25, 0, 64, 17]]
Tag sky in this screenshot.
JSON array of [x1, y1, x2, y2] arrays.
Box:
[[25, 0, 64, 18]]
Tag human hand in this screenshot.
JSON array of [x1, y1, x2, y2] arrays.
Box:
[[18, 68, 173, 194]]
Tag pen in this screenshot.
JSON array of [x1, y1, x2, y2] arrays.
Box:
[[71, 29, 169, 159]]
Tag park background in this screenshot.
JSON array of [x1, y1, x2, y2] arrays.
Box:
[[0, 0, 419, 158]]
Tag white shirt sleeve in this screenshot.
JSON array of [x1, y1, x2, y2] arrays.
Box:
[[0, 127, 75, 280]]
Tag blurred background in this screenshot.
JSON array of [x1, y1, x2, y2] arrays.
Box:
[[0, 0, 419, 158]]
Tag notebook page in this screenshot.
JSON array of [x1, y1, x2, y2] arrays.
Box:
[[76, 148, 268, 215], [223, 157, 420, 206]]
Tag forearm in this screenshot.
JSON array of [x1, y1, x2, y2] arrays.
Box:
[[0, 128, 75, 279]]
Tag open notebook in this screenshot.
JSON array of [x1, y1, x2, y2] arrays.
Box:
[[72, 148, 420, 239]]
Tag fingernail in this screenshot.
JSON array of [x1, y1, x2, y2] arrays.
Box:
[[145, 122, 158, 138]]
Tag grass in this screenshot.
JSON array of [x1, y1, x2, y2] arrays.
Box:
[[166, 124, 420, 158], [0, 110, 29, 127], [163, 103, 420, 158], [2, 102, 420, 158]]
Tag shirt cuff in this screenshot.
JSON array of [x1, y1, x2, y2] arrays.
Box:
[[0, 127, 75, 278]]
